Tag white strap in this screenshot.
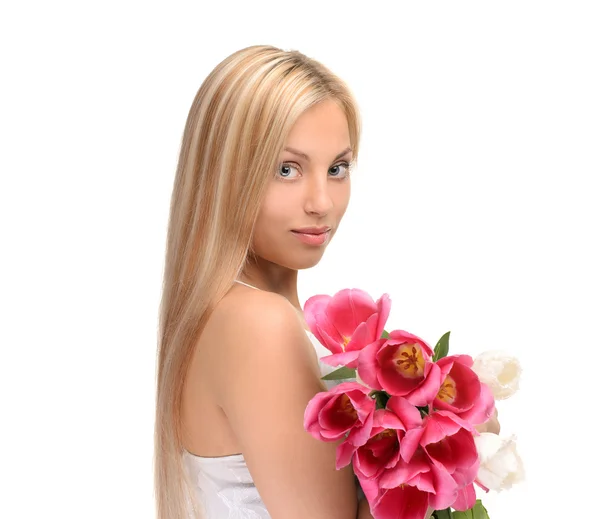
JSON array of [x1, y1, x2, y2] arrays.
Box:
[[234, 279, 260, 290]]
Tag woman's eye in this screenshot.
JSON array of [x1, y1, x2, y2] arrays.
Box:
[[277, 163, 300, 179], [329, 162, 350, 178], [276, 162, 350, 180]]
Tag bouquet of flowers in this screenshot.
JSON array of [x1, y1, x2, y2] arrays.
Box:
[[303, 289, 524, 519]]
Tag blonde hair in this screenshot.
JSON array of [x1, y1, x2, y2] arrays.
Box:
[[154, 44, 362, 518]]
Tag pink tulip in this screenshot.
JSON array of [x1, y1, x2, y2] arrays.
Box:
[[347, 398, 466, 514], [378, 410, 480, 512], [356, 330, 442, 406], [304, 289, 391, 368], [421, 411, 479, 511], [337, 396, 423, 473], [304, 382, 375, 446], [369, 483, 430, 519], [380, 449, 459, 512], [434, 355, 496, 426]]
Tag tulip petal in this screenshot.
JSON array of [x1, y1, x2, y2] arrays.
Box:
[[318, 394, 356, 431], [420, 413, 462, 445], [304, 393, 334, 439], [399, 427, 424, 463], [377, 343, 425, 396], [303, 295, 334, 346], [449, 354, 475, 368], [355, 470, 381, 504], [319, 350, 361, 368], [434, 359, 481, 413], [374, 408, 406, 430], [451, 482, 476, 511], [405, 470, 435, 494], [345, 320, 371, 352], [403, 362, 443, 407], [335, 439, 357, 469], [388, 329, 434, 358], [356, 339, 385, 390], [427, 462, 458, 510], [431, 429, 478, 471], [306, 294, 353, 353], [372, 485, 430, 519], [460, 382, 496, 425], [347, 408, 375, 446], [328, 289, 378, 335], [472, 350, 522, 400], [379, 455, 429, 489], [386, 396, 423, 430], [316, 315, 348, 354], [375, 293, 392, 339], [452, 462, 480, 488]]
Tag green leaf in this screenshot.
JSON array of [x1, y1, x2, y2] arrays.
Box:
[[451, 501, 490, 519], [321, 366, 356, 380], [416, 405, 429, 417], [471, 500, 490, 519], [434, 509, 452, 519], [381, 329, 390, 339], [433, 331, 451, 361], [369, 389, 390, 409]]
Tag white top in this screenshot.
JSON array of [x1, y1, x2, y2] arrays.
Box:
[[182, 280, 357, 518]]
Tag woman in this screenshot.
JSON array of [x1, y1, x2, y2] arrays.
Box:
[[154, 44, 430, 519]]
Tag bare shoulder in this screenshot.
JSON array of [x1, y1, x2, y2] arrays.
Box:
[[203, 286, 318, 392], [210, 286, 301, 339], [200, 285, 358, 519]]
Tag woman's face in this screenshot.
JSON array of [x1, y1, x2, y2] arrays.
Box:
[[252, 99, 353, 270]]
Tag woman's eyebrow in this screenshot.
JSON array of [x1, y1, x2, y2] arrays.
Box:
[[283, 146, 353, 162]]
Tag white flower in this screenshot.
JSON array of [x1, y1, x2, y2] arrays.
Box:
[[475, 432, 525, 492], [472, 350, 522, 400]]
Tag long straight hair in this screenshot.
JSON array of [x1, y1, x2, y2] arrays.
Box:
[[154, 44, 362, 518]]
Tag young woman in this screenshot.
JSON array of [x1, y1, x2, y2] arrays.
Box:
[[154, 44, 431, 519]]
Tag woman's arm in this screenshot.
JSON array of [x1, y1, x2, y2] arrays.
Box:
[[357, 498, 373, 519], [206, 289, 359, 519]]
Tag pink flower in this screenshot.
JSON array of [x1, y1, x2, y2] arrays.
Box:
[[336, 396, 422, 473], [434, 355, 496, 426], [356, 330, 442, 406], [379, 448, 457, 512], [368, 483, 430, 519], [422, 411, 480, 511], [349, 397, 433, 515], [304, 289, 391, 368], [378, 410, 480, 512], [303, 382, 375, 446]]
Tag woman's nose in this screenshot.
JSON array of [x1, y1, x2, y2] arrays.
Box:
[[304, 177, 334, 216]]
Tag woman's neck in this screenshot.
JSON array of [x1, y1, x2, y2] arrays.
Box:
[[238, 264, 302, 312]]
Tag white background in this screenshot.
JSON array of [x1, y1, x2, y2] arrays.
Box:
[[1, 1, 598, 517]]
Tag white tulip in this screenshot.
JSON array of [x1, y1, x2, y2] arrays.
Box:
[[472, 350, 522, 400], [474, 432, 525, 492]]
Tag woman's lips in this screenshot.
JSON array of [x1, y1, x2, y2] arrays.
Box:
[[291, 230, 330, 246]]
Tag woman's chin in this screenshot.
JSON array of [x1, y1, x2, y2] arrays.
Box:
[[285, 250, 327, 270]]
